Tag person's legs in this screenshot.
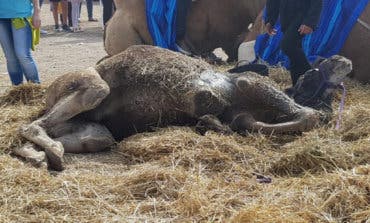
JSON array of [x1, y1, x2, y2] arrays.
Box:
[[86, 0, 96, 21], [71, 1, 80, 30], [61, 0, 71, 31], [51, 1, 60, 29], [102, 0, 113, 25], [11, 21, 40, 83], [68, 1, 73, 27], [0, 19, 23, 85], [281, 23, 312, 86]]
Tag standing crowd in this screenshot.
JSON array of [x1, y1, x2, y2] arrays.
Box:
[[0, 0, 116, 86]]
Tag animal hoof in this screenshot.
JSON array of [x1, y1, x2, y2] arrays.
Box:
[[300, 109, 321, 131], [19, 124, 40, 139], [45, 141, 65, 171], [13, 143, 46, 167]]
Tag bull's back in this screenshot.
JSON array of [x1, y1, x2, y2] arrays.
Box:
[[105, 0, 152, 55], [84, 46, 212, 139]]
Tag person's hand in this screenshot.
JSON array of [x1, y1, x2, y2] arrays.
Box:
[[298, 24, 313, 35], [265, 23, 277, 36], [32, 10, 41, 29]]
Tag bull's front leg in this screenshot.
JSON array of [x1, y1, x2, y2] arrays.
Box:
[[232, 75, 321, 134], [195, 114, 233, 135], [18, 68, 110, 170]]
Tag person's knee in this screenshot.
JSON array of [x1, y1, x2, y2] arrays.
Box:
[[14, 49, 33, 65]]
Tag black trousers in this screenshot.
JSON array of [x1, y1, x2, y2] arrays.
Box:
[[102, 0, 116, 25], [176, 0, 192, 41], [281, 22, 312, 86]]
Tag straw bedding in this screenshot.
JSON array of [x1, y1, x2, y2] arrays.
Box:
[[0, 69, 369, 222]]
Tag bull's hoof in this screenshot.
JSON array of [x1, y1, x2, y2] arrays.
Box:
[[195, 115, 233, 135], [299, 108, 321, 132], [45, 141, 65, 171], [13, 143, 47, 168]]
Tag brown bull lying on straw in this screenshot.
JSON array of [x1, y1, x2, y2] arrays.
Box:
[[14, 45, 352, 171]]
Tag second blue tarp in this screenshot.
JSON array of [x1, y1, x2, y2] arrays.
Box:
[[255, 0, 369, 68]]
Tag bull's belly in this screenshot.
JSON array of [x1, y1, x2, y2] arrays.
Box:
[[78, 88, 195, 140], [99, 109, 195, 140]]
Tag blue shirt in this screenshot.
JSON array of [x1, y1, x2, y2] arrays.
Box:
[[0, 0, 34, 18]]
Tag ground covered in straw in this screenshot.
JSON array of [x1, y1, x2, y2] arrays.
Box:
[[0, 69, 369, 222]]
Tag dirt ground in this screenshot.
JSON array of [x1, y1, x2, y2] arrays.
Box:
[[0, 2, 106, 92]]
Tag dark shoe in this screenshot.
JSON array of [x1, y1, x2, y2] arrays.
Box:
[[54, 24, 60, 31], [88, 18, 98, 22], [62, 24, 72, 32]]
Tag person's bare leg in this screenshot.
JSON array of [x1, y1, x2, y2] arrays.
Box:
[[52, 2, 59, 28], [61, 0, 69, 26]]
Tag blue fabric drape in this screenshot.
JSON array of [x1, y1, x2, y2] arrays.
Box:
[[255, 0, 369, 68], [146, 0, 177, 50]]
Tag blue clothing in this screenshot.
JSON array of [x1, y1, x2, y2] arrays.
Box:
[[0, 0, 34, 19], [146, 0, 177, 50], [255, 0, 369, 68], [0, 19, 40, 85]]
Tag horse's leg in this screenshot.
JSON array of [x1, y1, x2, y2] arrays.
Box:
[[19, 68, 110, 170]]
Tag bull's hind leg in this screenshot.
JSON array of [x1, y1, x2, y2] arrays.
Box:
[[233, 76, 320, 133], [19, 68, 110, 170], [49, 121, 115, 154]]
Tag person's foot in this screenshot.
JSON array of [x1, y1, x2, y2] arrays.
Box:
[[62, 24, 72, 32], [54, 24, 60, 32], [40, 29, 48, 35], [88, 18, 98, 22], [71, 27, 83, 33]]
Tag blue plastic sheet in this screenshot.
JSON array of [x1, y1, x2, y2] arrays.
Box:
[[146, 0, 177, 50], [255, 0, 369, 68]]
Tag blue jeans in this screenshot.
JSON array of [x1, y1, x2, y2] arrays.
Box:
[[0, 19, 40, 85]]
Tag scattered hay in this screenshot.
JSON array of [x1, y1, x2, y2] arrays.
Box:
[[0, 84, 46, 153], [231, 168, 370, 223], [269, 130, 370, 176], [0, 72, 369, 222], [0, 83, 46, 106]]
